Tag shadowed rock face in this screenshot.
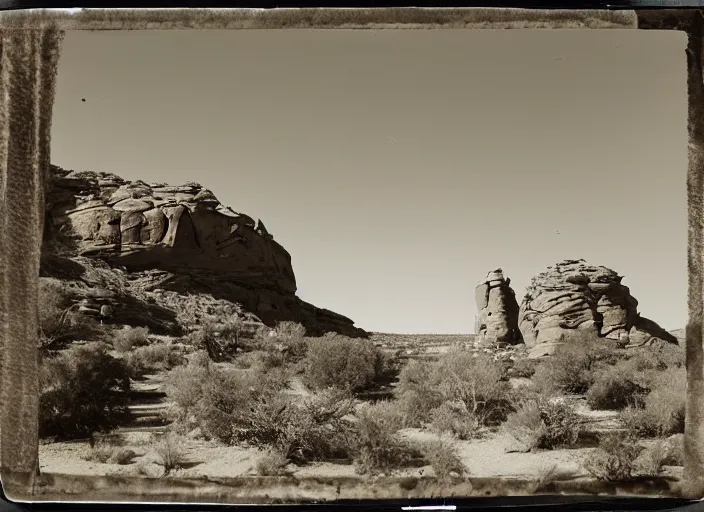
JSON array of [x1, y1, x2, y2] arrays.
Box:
[[45, 165, 366, 338], [518, 259, 677, 357], [474, 269, 521, 346]]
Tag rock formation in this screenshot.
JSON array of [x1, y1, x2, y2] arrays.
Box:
[[474, 269, 521, 346], [518, 259, 677, 357], [44, 165, 367, 338]]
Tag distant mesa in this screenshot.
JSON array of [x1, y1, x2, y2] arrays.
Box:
[[477, 259, 677, 358], [44, 164, 367, 338]]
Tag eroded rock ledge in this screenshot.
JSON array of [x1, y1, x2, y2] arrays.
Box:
[[517, 259, 677, 357], [44, 165, 366, 338]]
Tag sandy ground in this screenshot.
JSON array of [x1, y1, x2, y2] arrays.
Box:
[[38, 428, 600, 481]]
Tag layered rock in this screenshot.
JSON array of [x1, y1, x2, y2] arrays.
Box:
[[474, 269, 521, 346], [44, 165, 366, 338], [518, 259, 677, 357]]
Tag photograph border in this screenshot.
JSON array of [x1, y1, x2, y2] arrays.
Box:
[[0, 6, 698, 503]]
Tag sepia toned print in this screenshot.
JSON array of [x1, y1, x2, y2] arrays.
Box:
[[1, 7, 703, 504]]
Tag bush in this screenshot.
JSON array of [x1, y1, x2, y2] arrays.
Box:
[[395, 360, 444, 427], [303, 334, 393, 393], [82, 443, 136, 465], [504, 399, 582, 451], [532, 337, 621, 395], [112, 326, 150, 353], [353, 401, 425, 475], [429, 401, 478, 440], [637, 441, 670, 477], [510, 358, 536, 379], [396, 350, 513, 428], [39, 342, 131, 439], [38, 278, 103, 350], [126, 344, 186, 378], [154, 432, 186, 476], [252, 322, 309, 363], [164, 359, 212, 423], [238, 387, 358, 464], [421, 439, 467, 483], [193, 367, 289, 445], [586, 364, 648, 411], [620, 367, 686, 438], [435, 351, 514, 425], [584, 432, 643, 482], [256, 450, 290, 476], [626, 341, 685, 372]]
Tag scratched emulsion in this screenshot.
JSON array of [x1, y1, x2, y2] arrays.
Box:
[[0, 24, 62, 496], [7, 6, 704, 505], [638, 9, 704, 499]]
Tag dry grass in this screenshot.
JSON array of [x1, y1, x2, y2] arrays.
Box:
[[0, 8, 636, 30]]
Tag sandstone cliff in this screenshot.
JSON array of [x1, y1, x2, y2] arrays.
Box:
[[518, 259, 677, 357], [43, 165, 366, 338], [474, 269, 522, 346]]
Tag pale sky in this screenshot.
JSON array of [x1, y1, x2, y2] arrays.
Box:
[[50, 29, 688, 334]]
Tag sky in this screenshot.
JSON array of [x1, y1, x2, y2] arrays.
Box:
[[50, 29, 688, 334]]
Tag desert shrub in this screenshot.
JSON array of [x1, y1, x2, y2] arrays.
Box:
[[395, 359, 444, 427], [154, 432, 186, 476], [82, 441, 135, 465], [586, 364, 648, 411], [584, 432, 644, 482], [436, 351, 514, 425], [303, 334, 393, 393], [38, 277, 103, 350], [236, 388, 359, 464], [126, 343, 186, 378], [164, 358, 212, 423], [252, 322, 310, 362], [256, 450, 290, 476], [504, 399, 582, 451], [274, 321, 307, 340], [187, 322, 222, 362], [39, 342, 131, 439], [509, 358, 536, 379], [353, 400, 425, 475], [626, 341, 685, 372], [194, 367, 289, 444], [112, 326, 150, 353], [637, 441, 670, 477], [532, 337, 621, 395], [235, 349, 286, 372], [395, 350, 513, 428], [620, 367, 685, 438], [421, 439, 467, 483], [429, 401, 478, 440]]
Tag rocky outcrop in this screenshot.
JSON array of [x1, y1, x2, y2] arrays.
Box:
[[44, 165, 366, 338], [518, 259, 677, 357], [474, 269, 521, 346]]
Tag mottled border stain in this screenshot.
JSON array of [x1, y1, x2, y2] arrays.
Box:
[[4, 5, 704, 505]]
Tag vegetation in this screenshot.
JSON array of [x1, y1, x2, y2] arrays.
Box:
[[584, 432, 644, 482], [38, 263, 688, 487], [39, 342, 131, 439], [504, 399, 582, 451], [112, 326, 150, 353], [38, 277, 103, 351], [303, 333, 395, 393]]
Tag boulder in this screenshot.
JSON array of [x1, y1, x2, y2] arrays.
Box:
[[518, 259, 676, 357]]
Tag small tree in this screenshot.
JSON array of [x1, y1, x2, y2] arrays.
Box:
[[39, 342, 131, 439]]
